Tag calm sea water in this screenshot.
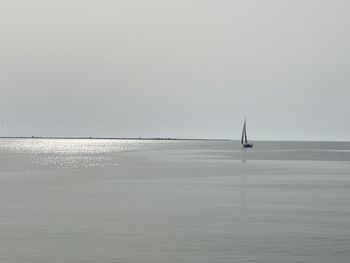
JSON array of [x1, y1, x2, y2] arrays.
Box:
[[1, 138, 350, 262]]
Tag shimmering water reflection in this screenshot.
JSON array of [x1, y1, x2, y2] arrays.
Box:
[[0, 139, 158, 170]]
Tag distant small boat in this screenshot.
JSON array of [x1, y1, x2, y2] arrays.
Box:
[[241, 119, 253, 148]]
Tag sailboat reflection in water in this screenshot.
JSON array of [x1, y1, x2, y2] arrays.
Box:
[[241, 119, 253, 148]]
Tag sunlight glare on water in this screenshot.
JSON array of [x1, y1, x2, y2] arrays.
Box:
[[1, 139, 151, 154], [0, 139, 156, 170]]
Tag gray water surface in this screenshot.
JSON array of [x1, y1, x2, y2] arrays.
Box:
[[0, 139, 350, 262]]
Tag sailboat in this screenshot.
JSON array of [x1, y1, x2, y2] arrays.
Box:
[[241, 119, 253, 148]]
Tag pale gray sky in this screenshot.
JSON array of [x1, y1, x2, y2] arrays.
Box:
[[1, 0, 349, 140]]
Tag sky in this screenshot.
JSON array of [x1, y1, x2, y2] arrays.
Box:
[[1, 0, 349, 140]]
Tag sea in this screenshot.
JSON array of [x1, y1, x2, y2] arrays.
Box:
[[0, 138, 350, 263]]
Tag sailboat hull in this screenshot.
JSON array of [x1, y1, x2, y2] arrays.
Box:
[[242, 143, 253, 148]]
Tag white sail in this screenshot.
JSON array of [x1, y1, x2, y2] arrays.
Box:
[[241, 120, 246, 144], [241, 119, 252, 148]]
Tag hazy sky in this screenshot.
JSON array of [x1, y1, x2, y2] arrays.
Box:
[[1, 0, 349, 140]]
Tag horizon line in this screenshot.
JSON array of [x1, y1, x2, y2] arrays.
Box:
[[0, 136, 349, 143]]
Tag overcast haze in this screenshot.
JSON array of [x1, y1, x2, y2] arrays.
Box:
[[1, 0, 349, 140]]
